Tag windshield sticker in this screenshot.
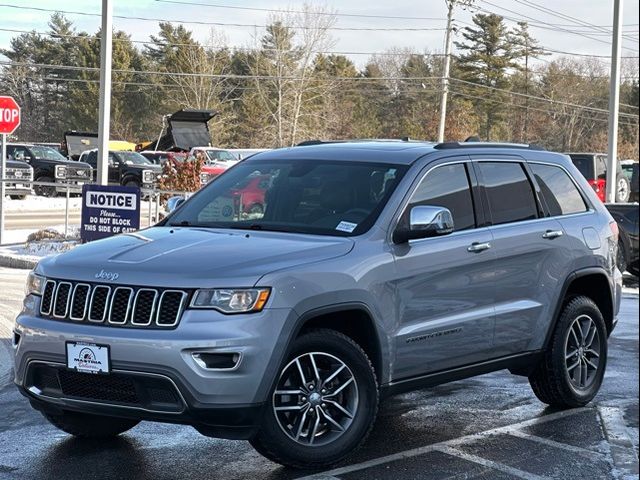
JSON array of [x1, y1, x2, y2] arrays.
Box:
[[336, 221, 357, 233]]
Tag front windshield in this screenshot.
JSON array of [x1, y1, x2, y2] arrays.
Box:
[[30, 145, 67, 161], [167, 159, 406, 236], [118, 151, 153, 165], [206, 150, 237, 163]]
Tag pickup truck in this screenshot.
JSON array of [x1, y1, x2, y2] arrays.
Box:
[[607, 202, 639, 277], [79, 149, 162, 190]]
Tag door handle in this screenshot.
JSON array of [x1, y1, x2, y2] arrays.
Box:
[[467, 242, 491, 253], [542, 230, 564, 239]]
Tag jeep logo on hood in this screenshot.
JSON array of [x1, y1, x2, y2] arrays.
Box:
[[95, 269, 120, 281]]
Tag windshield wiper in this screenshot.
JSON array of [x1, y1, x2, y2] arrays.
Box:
[[228, 223, 296, 233]]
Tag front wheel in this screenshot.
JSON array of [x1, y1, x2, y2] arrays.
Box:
[[34, 176, 57, 197], [250, 329, 379, 469], [529, 296, 607, 408], [42, 410, 140, 438]]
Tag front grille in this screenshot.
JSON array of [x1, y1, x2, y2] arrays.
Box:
[[40, 280, 188, 328], [5, 168, 33, 180]]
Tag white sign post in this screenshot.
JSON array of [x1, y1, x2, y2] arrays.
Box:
[[0, 95, 22, 245]]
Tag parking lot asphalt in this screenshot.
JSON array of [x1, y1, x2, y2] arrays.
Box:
[[0, 266, 637, 480]]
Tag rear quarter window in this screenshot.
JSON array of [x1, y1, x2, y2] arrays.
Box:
[[530, 163, 588, 216]]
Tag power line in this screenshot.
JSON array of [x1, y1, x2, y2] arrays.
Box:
[[474, 0, 640, 52], [3, 60, 637, 119], [0, 4, 446, 32], [450, 77, 639, 118], [0, 27, 447, 57], [153, 0, 446, 21]]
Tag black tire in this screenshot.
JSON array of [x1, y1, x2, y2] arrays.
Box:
[[250, 329, 379, 469], [628, 264, 639, 278], [9, 194, 27, 200], [529, 296, 607, 408], [42, 410, 140, 438], [615, 175, 631, 203], [616, 238, 628, 274], [34, 176, 57, 197], [124, 179, 140, 188]]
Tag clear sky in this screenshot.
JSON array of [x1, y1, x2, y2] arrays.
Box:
[[0, 0, 638, 70]]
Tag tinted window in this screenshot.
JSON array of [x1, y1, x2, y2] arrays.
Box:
[[408, 163, 475, 231], [531, 164, 588, 216], [478, 162, 538, 225], [569, 155, 594, 180]]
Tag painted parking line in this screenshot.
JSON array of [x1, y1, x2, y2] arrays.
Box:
[[434, 445, 547, 480], [296, 407, 592, 479], [505, 429, 607, 458]]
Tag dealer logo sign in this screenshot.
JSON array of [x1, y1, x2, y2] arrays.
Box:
[[74, 348, 103, 370]]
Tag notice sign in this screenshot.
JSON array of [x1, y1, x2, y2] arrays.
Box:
[[81, 184, 140, 242]]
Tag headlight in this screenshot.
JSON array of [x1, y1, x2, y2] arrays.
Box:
[[25, 272, 46, 296], [142, 170, 156, 183], [55, 165, 67, 179], [190, 288, 270, 313]]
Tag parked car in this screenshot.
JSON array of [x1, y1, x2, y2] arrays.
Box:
[[192, 148, 241, 186], [15, 140, 621, 469], [620, 160, 639, 203], [567, 152, 630, 203], [79, 149, 162, 189], [4, 158, 34, 199], [606, 202, 639, 277], [139, 150, 188, 166], [6, 143, 93, 197]]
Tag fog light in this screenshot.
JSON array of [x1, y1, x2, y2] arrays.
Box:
[[192, 352, 241, 370]]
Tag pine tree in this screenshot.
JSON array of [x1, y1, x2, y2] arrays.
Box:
[[455, 13, 519, 139]]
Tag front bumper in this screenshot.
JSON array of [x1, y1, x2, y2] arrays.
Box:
[[13, 301, 295, 438], [55, 178, 88, 193]]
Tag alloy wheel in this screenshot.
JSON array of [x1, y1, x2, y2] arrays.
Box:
[[273, 352, 359, 447], [564, 314, 601, 390]]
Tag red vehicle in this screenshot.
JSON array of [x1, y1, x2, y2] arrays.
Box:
[[230, 175, 270, 214]]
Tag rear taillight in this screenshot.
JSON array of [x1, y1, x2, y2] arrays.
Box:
[[589, 179, 606, 202]]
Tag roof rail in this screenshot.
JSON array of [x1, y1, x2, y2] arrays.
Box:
[[433, 141, 545, 151]]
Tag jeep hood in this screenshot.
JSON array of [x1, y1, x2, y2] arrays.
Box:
[[37, 227, 354, 288]]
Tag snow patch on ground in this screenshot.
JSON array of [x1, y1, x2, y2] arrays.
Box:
[[0, 225, 80, 265], [2, 195, 82, 211]]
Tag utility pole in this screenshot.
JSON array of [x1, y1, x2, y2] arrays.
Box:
[[97, 0, 113, 186], [437, 0, 455, 143], [606, 0, 623, 203]]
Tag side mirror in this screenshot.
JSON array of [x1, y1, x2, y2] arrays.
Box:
[[393, 206, 454, 243], [166, 196, 186, 213]]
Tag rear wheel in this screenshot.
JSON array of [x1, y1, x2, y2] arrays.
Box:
[[250, 329, 378, 469], [9, 194, 27, 200], [42, 410, 140, 438], [529, 296, 607, 408]]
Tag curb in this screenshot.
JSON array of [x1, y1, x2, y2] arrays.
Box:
[[0, 255, 37, 270]]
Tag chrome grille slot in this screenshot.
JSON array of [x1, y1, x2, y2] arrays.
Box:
[[156, 291, 187, 326], [109, 287, 133, 324], [70, 284, 90, 321], [89, 286, 111, 322], [38, 280, 188, 328], [53, 282, 72, 318], [40, 280, 56, 315], [132, 289, 157, 326]]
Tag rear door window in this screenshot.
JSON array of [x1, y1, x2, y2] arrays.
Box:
[[477, 162, 538, 226], [407, 163, 476, 231], [530, 163, 588, 216]]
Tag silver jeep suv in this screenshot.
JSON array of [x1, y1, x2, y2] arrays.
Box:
[[14, 140, 622, 469]]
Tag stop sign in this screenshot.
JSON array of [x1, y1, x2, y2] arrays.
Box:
[[0, 96, 21, 135]]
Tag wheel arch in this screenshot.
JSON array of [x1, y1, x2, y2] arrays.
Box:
[[293, 304, 384, 385], [546, 267, 615, 347]]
